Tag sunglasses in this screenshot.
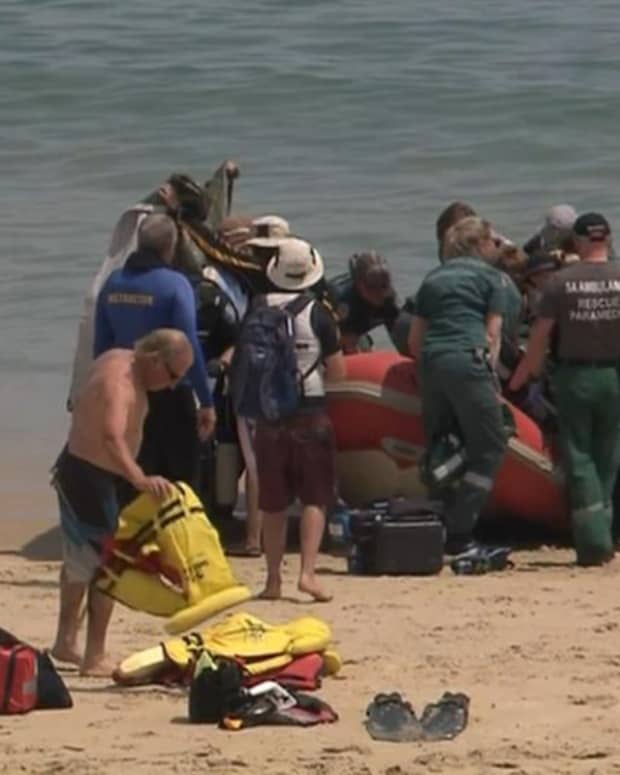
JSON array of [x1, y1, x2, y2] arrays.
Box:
[[163, 359, 182, 382]]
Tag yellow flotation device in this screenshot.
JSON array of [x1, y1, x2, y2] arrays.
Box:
[[95, 482, 251, 634], [114, 612, 342, 686]]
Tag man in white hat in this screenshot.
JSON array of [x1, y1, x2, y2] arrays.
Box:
[[252, 237, 346, 601]]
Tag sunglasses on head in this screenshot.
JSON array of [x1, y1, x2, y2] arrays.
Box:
[[162, 359, 182, 381]]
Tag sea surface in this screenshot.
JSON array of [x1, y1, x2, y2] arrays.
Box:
[[3, 0, 620, 518]]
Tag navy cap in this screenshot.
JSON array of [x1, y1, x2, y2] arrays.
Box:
[[573, 212, 611, 241]]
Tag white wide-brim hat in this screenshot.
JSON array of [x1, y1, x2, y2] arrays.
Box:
[[266, 237, 325, 291], [245, 215, 291, 247]]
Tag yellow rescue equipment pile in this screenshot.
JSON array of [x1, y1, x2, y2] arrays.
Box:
[[114, 611, 342, 687], [95, 482, 251, 634]]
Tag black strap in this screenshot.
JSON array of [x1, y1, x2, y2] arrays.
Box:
[[284, 293, 314, 318]]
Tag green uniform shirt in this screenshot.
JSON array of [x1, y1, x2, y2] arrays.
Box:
[[416, 257, 508, 358]]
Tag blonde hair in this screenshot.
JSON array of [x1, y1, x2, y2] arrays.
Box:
[[135, 328, 191, 363], [442, 216, 493, 260]]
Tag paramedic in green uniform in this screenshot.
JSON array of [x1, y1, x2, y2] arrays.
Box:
[[408, 217, 509, 554], [510, 212, 620, 566]]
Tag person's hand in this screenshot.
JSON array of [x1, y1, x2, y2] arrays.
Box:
[[197, 406, 217, 441], [157, 182, 180, 213], [508, 361, 530, 393], [206, 359, 228, 379], [224, 160, 240, 180], [136, 475, 174, 500]]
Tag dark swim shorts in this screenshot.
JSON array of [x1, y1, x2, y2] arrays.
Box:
[[255, 411, 336, 513], [52, 448, 120, 583]]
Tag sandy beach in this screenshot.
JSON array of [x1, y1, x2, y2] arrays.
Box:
[[0, 519, 619, 775]]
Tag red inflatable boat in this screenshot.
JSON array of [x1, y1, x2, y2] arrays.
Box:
[[326, 352, 568, 531]]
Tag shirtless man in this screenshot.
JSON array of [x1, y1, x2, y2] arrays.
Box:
[[51, 328, 193, 676]]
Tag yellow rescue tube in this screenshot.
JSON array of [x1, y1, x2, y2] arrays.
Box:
[[114, 612, 339, 686], [164, 585, 252, 635]]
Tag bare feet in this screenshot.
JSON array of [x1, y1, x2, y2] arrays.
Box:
[[50, 644, 82, 666], [298, 575, 333, 603], [258, 576, 281, 600], [79, 656, 116, 678]]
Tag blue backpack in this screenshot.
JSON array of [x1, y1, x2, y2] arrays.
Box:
[[230, 294, 317, 422]]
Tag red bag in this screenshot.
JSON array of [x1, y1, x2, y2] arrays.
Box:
[[0, 628, 72, 715], [0, 644, 38, 714]]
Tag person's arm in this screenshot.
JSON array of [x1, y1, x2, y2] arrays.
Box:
[[219, 346, 234, 368], [324, 351, 347, 383], [485, 312, 503, 368], [171, 277, 216, 441], [407, 315, 428, 362], [510, 276, 560, 391], [171, 278, 214, 408], [312, 301, 347, 382], [381, 294, 401, 334], [100, 378, 172, 498], [340, 332, 360, 355], [509, 317, 555, 392], [484, 271, 509, 368]]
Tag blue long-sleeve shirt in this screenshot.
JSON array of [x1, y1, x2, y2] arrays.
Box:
[[94, 258, 213, 407]]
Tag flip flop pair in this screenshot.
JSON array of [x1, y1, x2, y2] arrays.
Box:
[[365, 691, 469, 742]]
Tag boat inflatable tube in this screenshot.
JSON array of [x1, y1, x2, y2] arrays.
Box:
[[326, 352, 568, 531], [95, 482, 251, 633]]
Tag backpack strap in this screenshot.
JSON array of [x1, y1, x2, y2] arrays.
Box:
[[283, 292, 314, 318], [249, 293, 268, 312], [283, 294, 323, 382]]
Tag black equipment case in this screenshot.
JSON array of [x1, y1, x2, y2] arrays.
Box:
[[348, 497, 445, 576]]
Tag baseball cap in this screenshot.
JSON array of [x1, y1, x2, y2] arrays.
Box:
[[545, 204, 577, 231], [349, 251, 393, 291], [539, 204, 577, 248], [572, 212, 611, 241]]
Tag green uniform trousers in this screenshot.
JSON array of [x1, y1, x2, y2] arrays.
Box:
[[420, 351, 508, 541], [553, 363, 620, 565]]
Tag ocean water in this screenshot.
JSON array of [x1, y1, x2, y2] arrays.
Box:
[[3, 0, 620, 517]]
